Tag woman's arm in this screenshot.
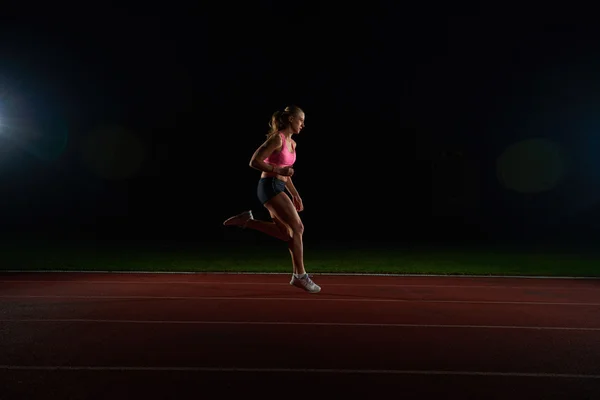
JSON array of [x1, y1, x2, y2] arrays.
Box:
[[249, 135, 281, 173], [285, 177, 299, 196], [286, 176, 303, 211], [249, 135, 294, 176]]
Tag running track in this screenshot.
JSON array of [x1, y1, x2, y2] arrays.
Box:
[[0, 272, 599, 399]]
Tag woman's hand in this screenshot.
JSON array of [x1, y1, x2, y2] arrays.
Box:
[[277, 166, 294, 176], [292, 194, 304, 212]]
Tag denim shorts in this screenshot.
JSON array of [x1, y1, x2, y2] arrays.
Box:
[[257, 177, 292, 204]]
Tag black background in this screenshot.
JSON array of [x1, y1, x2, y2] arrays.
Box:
[[1, 3, 599, 250]]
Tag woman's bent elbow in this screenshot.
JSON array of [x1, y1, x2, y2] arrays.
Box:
[[249, 159, 260, 169]]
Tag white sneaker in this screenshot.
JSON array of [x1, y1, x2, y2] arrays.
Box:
[[223, 210, 254, 227], [290, 274, 321, 293]]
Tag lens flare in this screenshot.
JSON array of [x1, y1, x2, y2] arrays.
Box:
[[497, 138, 566, 194]]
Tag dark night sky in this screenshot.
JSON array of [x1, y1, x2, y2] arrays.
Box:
[[1, 3, 600, 246]]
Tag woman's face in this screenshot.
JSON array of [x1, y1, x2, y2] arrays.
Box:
[[290, 112, 305, 134]]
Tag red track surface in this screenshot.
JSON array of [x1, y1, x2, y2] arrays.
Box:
[[0, 272, 599, 399]]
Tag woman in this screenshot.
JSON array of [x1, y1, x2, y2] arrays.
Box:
[[223, 105, 321, 293]]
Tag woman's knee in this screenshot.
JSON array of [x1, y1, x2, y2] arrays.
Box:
[[278, 222, 293, 241], [267, 195, 303, 235], [290, 220, 304, 236], [266, 211, 293, 241]]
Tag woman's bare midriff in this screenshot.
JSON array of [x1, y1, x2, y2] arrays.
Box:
[[261, 171, 290, 182]]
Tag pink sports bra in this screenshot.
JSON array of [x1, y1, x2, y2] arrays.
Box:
[[264, 132, 296, 167]]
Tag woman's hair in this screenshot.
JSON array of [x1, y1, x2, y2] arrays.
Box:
[[267, 105, 304, 138]]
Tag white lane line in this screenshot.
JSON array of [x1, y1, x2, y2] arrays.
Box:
[[0, 365, 598, 379], [2, 270, 600, 279], [1, 319, 599, 331], [0, 280, 597, 291], [1, 295, 599, 306]]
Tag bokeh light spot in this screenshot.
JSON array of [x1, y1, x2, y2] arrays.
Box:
[[497, 138, 566, 194]]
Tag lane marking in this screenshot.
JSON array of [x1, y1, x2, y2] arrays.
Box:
[[1, 294, 599, 306], [0, 365, 598, 378], [1, 319, 599, 331], [2, 271, 599, 279], [0, 280, 597, 291]]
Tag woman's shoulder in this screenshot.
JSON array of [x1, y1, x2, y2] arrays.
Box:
[[264, 132, 283, 148], [270, 132, 283, 143]]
